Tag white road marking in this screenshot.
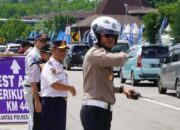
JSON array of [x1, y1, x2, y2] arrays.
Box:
[[142, 98, 180, 111]]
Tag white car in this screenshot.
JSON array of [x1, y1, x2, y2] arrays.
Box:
[[111, 40, 129, 76], [5, 43, 21, 54], [0, 45, 6, 53]]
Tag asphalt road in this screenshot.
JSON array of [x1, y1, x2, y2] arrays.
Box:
[[0, 67, 180, 130]]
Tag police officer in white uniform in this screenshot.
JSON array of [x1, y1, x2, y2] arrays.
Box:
[[23, 33, 49, 130], [80, 16, 136, 130], [41, 40, 76, 130], [30, 44, 52, 130]]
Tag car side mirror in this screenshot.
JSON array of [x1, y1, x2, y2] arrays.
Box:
[[159, 58, 166, 63], [128, 55, 133, 58]]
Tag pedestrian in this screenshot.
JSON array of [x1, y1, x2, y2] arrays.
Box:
[[23, 33, 49, 130], [80, 16, 136, 130], [40, 40, 76, 130], [17, 40, 31, 54], [30, 44, 52, 130]]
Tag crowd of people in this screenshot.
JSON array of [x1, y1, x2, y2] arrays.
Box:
[[18, 16, 137, 130]]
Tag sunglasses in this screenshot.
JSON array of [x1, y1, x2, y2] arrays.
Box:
[[103, 34, 118, 39]]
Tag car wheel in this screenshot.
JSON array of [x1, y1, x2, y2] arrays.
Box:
[[131, 72, 138, 86], [153, 80, 158, 86], [119, 70, 126, 83], [157, 77, 166, 94], [175, 79, 180, 98]]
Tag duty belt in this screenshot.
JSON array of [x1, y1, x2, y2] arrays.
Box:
[[82, 99, 113, 111]]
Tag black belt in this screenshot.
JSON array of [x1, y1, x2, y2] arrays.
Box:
[[24, 85, 31, 87], [42, 97, 67, 101]]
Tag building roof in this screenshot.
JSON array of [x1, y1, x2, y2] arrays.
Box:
[[96, 0, 151, 15], [72, 14, 143, 28], [128, 7, 157, 14]]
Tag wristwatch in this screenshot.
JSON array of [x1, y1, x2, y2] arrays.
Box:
[[119, 85, 124, 93]]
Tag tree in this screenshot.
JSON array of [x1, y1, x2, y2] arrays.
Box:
[[54, 15, 76, 32], [143, 13, 161, 44], [0, 19, 32, 42], [173, 2, 180, 43], [148, 0, 178, 7]]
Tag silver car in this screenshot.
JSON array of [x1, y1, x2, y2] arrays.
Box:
[[158, 43, 180, 98], [111, 40, 129, 76]]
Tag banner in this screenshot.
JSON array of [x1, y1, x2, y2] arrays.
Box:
[[0, 55, 29, 123]]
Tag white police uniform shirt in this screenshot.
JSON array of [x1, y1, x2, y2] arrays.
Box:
[[22, 46, 41, 130], [40, 57, 68, 97], [24, 47, 41, 86]]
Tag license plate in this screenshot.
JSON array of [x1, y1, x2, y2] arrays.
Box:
[[151, 64, 161, 67]]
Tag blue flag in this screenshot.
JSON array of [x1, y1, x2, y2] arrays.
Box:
[[159, 17, 168, 35], [129, 23, 135, 46], [137, 24, 144, 44]]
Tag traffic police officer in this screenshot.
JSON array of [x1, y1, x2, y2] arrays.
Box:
[[80, 16, 135, 130], [23, 33, 49, 130], [40, 40, 76, 130]]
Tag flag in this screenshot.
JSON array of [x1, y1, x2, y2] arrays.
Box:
[[65, 34, 71, 44], [56, 31, 65, 41], [159, 17, 168, 35], [29, 31, 34, 38], [120, 24, 125, 40], [129, 23, 135, 46], [50, 31, 55, 42], [137, 24, 144, 44]]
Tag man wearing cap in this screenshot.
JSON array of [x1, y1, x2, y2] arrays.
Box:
[[30, 44, 52, 130], [23, 33, 49, 130], [40, 40, 76, 130], [17, 40, 31, 54]]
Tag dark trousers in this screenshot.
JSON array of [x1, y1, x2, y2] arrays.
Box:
[[80, 105, 112, 130], [41, 97, 67, 130], [33, 97, 42, 130]]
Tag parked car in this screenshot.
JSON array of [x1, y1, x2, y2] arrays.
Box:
[[157, 43, 180, 98], [120, 44, 169, 86], [0, 45, 6, 53], [5, 43, 21, 54], [111, 40, 129, 76], [63, 43, 91, 70]]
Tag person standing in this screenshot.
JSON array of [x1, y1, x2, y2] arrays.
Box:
[[80, 16, 136, 130], [17, 40, 31, 54], [40, 40, 76, 130], [30, 44, 52, 130], [23, 33, 49, 130]]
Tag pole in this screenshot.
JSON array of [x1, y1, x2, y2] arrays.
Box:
[[95, 0, 97, 15], [124, 4, 128, 25]]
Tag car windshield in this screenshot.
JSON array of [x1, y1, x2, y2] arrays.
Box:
[[0, 47, 6, 53], [142, 46, 169, 59], [111, 43, 129, 53], [71, 46, 90, 52]]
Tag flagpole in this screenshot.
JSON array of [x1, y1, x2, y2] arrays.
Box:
[[124, 4, 128, 25]]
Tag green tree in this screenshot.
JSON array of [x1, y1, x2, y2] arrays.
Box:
[[172, 2, 180, 42], [0, 19, 32, 42], [143, 13, 161, 44], [54, 15, 76, 32], [148, 0, 177, 7]]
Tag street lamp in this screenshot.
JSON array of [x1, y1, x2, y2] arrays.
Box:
[[95, 0, 97, 15], [124, 4, 128, 25]]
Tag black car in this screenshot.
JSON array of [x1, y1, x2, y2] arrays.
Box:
[[63, 43, 91, 70]]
